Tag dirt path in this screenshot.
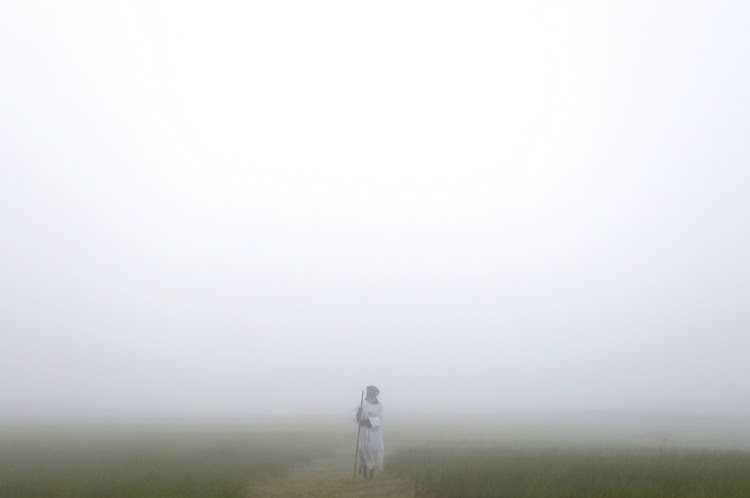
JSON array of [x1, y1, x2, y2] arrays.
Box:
[[245, 453, 415, 497]]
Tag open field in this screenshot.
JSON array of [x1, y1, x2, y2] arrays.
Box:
[[0, 418, 347, 497], [2, 413, 750, 497], [390, 443, 750, 497]]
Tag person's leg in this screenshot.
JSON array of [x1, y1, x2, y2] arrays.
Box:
[[363, 448, 375, 479], [369, 468, 374, 480], [359, 448, 368, 478]]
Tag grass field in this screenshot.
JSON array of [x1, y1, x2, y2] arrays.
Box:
[[389, 443, 750, 497], [0, 419, 346, 497], [2, 413, 750, 497]]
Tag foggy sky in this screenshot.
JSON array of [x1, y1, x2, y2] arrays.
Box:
[[2, 1, 749, 419]]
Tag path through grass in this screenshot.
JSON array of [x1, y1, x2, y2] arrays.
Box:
[[245, 451, 414, 497]]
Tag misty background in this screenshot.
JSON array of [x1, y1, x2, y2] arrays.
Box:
[[1, 1, 749, 420]]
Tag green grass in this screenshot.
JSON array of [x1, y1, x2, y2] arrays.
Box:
[[389, 442, 750, 497], [3, 414, 750, 497], [0, 420, 345, 497]]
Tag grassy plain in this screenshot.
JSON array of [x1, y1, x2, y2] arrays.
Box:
[[2, 412, 750, 497], [0, 418, 346, 497], [387, 412, 750, 497], [390, 443, 750, 497]]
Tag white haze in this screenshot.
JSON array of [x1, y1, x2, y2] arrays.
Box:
[[1, 1, 749, 419]]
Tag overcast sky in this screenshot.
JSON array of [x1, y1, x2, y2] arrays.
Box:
[[1, 1, 749, 419]]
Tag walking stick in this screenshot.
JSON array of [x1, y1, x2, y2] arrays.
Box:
[[353, 390, 364, 479]]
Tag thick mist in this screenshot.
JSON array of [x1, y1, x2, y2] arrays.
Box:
[[2, 1, 749, 420]]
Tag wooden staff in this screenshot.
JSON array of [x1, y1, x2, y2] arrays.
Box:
[[353, 390, 364, 479]]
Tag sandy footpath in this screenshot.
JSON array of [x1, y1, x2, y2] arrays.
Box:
[[245, 452, 415, 497]]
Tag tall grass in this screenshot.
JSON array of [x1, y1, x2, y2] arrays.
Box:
[[0, 420, 343, 497], [390, 442, 750, 497], [4, 413, 750, 496]]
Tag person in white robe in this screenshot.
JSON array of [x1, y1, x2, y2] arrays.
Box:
[[353, 385, 384, 479]]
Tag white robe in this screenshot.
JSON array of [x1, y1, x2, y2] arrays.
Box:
[[353, 399, 384, 470]]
